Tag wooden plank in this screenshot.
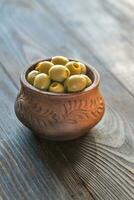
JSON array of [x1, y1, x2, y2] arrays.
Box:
[[42, 0, 134, 96], [0, 1, 134, 200], [1, 0, 134, 96], [0, 66, 93, 200]]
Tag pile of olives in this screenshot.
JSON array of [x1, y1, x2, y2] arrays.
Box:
[[27, 56, 92, 93]]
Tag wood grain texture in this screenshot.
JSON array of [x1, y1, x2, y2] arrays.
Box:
[[43, 0, 134, 96], [0, 0, 134, 199]]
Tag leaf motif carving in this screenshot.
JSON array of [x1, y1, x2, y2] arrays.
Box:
[[16, 93, 104, 127], [62, 97, 104, 123]]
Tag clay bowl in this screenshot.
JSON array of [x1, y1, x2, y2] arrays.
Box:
[[15, 58, 105, 141]]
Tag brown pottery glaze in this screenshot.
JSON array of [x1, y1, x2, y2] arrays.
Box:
[[15, 58, 105, 141]]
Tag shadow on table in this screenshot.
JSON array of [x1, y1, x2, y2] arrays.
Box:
[[35, 131, 98, 194]]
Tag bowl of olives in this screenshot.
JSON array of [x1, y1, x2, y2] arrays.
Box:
[[15, 56, 105, 141]]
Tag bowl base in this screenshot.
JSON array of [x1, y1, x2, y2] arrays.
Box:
[[32, 130, 90, 141]]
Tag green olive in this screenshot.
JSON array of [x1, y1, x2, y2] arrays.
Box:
[[49, 82, 64, 93], [49, 65, 70, 82], [81, 74, 92, 87], [27, 70, 39, 85], [65, 75, 87, 92], [35, 61, 54, 74], [33, 73, 50, 90], [78, 62, 87, 74], [51, 56, 69, 65], [66, 61, 81, 75]]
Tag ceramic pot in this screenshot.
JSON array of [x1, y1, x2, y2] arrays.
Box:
[[15, 58, 105, 141]]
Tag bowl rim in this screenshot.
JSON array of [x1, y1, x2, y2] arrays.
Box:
[[20, 58, 100, 98]]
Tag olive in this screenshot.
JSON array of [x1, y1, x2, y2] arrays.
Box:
[[33, 73, 50, 90], [81, 74, 92, 87], [35, 61, 54, 74], [66, 61, 81, 75], [78, 62, 87, 74], [49, 65, 70, 82], [65, 75, 87, 92], [27, 70, 39, 85], [49, 82, 64, 93], [51, 56, 69, 65]]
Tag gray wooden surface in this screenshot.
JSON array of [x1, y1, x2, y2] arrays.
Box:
[[0, 0, 134, 199]]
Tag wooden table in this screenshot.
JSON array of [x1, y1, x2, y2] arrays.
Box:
[[0, 0, 134, 199]]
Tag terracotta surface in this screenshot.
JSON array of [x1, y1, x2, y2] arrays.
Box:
[[15, 58, 105, 141]]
